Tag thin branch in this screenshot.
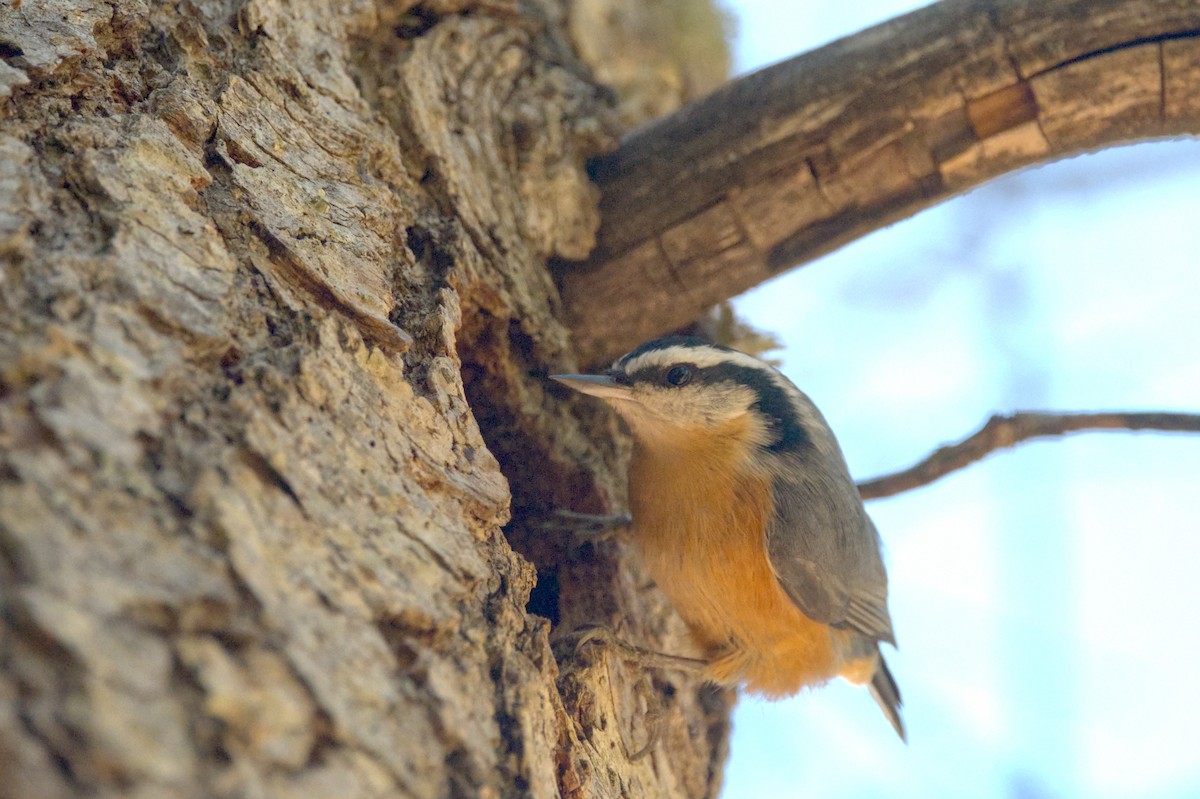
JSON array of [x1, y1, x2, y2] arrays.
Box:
[[857, 411, 1200, 500]]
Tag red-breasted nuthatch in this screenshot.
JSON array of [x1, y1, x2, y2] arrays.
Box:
[[553, 336, 904, 740]]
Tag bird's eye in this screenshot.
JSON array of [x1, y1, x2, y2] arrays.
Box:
[[665, 365, 692, 386]]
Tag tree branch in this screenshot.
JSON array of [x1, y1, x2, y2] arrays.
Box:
[[559, 0, 1200, 363], [856, 411, 1200, 500]]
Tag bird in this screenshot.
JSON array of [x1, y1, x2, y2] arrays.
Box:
[[551, 335, 905, 740]]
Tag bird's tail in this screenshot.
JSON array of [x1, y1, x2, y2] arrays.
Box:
[[869, 652, 906, 742]]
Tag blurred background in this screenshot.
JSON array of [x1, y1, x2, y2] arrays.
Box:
[[718, 2, 1200, 797]]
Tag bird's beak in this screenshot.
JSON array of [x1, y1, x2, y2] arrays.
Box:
[[550, 373, 633, 401]]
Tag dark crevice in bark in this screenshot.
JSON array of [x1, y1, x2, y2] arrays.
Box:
[[456, 309, 624, 633], [1050, 28, 1200, 72], [394, 4, 444, 41]]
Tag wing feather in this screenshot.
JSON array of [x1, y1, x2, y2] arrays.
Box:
[[765, 466, 895, 644]]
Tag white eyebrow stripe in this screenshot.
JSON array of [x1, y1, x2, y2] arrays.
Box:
[[620, 345, 770, 374], [620, 344, 812, 425]]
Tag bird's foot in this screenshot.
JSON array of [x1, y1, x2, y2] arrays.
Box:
[[572, 625, 708, 674], [540, 510, 632, 541]]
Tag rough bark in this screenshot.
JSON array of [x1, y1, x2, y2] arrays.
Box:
[[0, 1, 729, 798], [559, 0, 1200, 364]]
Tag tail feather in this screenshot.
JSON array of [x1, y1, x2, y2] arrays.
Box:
[[869, 654, 906, 742]]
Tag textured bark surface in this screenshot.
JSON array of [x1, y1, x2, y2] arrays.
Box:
[[559, 0, 1200, 364], [0, 1, 730, 797]]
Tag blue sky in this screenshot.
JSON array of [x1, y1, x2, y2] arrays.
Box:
[[721, 3, 1200, 797]]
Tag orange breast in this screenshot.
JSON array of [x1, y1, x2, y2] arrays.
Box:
[[628, 417, 857, 698]]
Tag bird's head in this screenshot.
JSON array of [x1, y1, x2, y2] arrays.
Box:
[[552, 336, 815, 453]]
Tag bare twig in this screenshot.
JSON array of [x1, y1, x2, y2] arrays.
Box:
[[857, 411, 1200, 500]]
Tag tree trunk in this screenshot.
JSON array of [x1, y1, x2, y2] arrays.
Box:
[[0, 1, 728, 797]]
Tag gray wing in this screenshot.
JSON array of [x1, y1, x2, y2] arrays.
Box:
[[765, 466, 896, 645]]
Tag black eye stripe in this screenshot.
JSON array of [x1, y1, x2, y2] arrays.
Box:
[[666, 365, 692, 386], [695, 364, 809, 452], [624, 365, 694, 386], [604, 368, 632, 386], [617, 361, 808, 452]]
